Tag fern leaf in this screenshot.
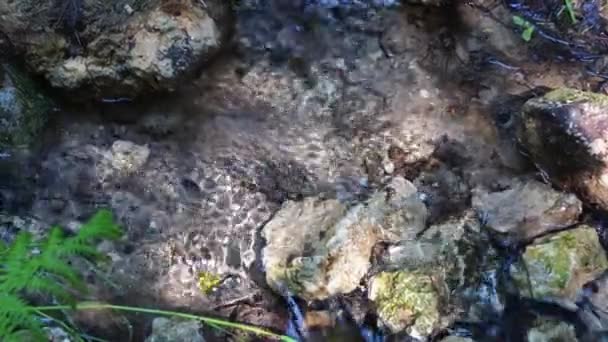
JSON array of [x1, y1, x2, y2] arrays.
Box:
[[0, 293, 45, 340], [0, 209, 122, 340]]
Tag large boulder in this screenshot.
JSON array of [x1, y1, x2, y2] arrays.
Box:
[[517, 88, 608, 212], [0, 0, 232, 101]]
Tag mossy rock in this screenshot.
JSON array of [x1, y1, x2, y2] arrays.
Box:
[[0, 63, 53, 149], [511, 225, 608, 300], [369, 270, 441, 337]]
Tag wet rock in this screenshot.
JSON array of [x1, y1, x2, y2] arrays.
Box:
[[511, 225, 608, 301], [516, 88, 608, 212], [440, 337, 475, 342], [472, 180, 582, 243], [262, 177, 428, 300], [107, 140, 150, 175], [0, 0, 232, 100], [0, 63, 53, 150], [369, 270, 441, 337], [371, 212, 504, 337], [45, 326, 71, 342], [145, 318, 205, 342], [527, 319, 578, 342]]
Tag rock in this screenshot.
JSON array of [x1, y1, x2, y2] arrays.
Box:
[[440, 337, 475, 342], [0, 0, 232, 101], [472, 179, 582, 243], [511, 225, 608, 301], [0, 63, 53, 149], [369, 270, 440, 337], [527, 319, 578, 342], [145, 317, 205, 342], [108, 140, 150, 175], [262, 177, 428, 300], [370, 212, 504, 337], [45, 326, 71, 342], [516, 88, 608, 211]]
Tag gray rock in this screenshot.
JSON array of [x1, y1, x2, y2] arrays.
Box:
[[262, 177, 428, 300], [517, 88, 608, 211], [145, 318, 205, 342], [472, 179, 582, 243], [0, 0, 232, 100]]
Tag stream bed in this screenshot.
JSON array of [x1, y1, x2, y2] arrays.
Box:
[[3, 0, 608, 341]]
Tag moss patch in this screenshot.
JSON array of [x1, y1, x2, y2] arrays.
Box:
[[369, 271, 440, 336], [198, 271, 222, 295], [541, 87, 608, 106], [511, 226, 608, 299]]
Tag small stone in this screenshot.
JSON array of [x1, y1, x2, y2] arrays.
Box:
[[124, 4, 134, 15], [109, 140, 150, 174], [472, 180, 582, 243], [511, 225, 608, 301], [383, 160, 395, 174], [145, 317, 205, 342]]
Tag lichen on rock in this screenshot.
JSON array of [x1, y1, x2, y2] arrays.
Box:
[[511, 225, 608, 300], [369, 270, 440, 337]]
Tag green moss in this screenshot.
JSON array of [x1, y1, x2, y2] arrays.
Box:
[[370, 271, 440, 335], [198, 272, 222, 295], [542, 88, 608, 106], [512, 226, 608, 298]]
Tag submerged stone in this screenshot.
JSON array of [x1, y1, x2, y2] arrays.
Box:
[[511, 225, 608, 301], [472, 179, 581, 243], [517, 88, 608, 211], [262, 177, 428, 300], [0, 63, 53, 150]]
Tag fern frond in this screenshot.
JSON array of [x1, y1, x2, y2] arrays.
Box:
[[0, 293, 45, 341], [0, 209, 122, 340], [60, 210, 122, 259]]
